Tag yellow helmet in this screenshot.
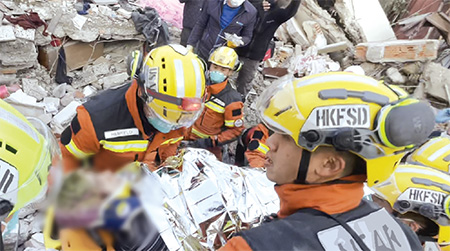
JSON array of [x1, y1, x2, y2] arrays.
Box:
[[137, 44, 206, 133], [0, 100, 61, 217], [372, 164, 450, 247], [208, 46, 241, 71], [256, 72, 435, 185], [389, 84, 409, 99], [410, 136, 450, 173]]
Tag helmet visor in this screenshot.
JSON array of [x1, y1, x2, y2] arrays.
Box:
[[146, 99, 204, 130]]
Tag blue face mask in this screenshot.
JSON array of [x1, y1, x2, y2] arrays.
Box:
[[209, 71, 227, 84], [147, 116, 173, 133]]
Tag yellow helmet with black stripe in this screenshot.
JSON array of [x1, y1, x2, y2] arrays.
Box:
[[137, 44, 206, 133], [256, 72, 435, 185], [0, 99, 61, 216]]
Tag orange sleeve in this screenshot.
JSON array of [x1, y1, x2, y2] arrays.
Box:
[[219, 236, 252, 251], [245, 150, 266, 168], [217, 101, 245, 144], [60, 106, 100, 173], [244, 124, 269, 168]]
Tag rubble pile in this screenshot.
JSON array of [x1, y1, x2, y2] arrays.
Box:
[[0, 0, 182, 249], [243, 0, 450, 128]]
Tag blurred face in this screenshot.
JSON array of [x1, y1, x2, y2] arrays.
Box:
[[210, 63, 233, 77]]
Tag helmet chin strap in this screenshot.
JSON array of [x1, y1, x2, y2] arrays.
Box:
[[294, 150, 311, 184]]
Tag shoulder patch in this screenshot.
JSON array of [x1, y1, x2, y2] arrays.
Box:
[[234, 119, 244, 127], [232, 109, 242, 117], [61, 127, 72, 145], [71, 115, 81, 135], [252, 130, 264, 140]]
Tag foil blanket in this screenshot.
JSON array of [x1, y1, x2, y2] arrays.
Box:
[[137, 148, 280, 250]]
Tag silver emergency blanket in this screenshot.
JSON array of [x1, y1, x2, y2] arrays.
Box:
[[137, 148, 279, 250]]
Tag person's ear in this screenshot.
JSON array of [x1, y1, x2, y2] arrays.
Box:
[[317, 154, 346, 178]]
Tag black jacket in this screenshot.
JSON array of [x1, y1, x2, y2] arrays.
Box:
[[187, 0, 257, 59], [238, 200, 422, 250], [236, 0, 301, 60], [179, 0, 204, 29]]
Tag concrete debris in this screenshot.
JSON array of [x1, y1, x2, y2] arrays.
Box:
[[284, 18, 310, 48], [61, 92, 76, 107], [302, 21, 327, 48], [52, 101, 82, 133], [83, 85, 97, 97], [102, 72, 129, 89], [335, 0, 396, 43], [0, 39, 38, 69], [355, 39, 440, 63], [52, 83, 68, 98], [421, 62, 450, 103], [0, 25, 16, 42], [22, 78, 47, 101], [386, 67, 406, 84], [43, 97, 60, 114], [14, 26, 35, 41], [295, 0, 353, 50]]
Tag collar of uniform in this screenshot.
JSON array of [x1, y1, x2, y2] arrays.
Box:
[[207, 80, 228, 95], [125, 80, 150, 139], [275, 175, 366, 218]]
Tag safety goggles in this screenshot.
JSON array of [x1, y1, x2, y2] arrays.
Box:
[[145, 89, 204, 112], [145, 99, 204, 130]]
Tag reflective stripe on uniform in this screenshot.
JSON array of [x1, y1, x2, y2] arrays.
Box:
[[225, 120, 235, 127], [192, 128, 211, 139], [205, 101, 225, 113], [100, 140, 148, 153], [161, 136, 184, 145], [256, 143, 270, 154], [65, 139, 93, 159]]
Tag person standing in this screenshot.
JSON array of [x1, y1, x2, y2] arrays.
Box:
[[187, 0, 257, 61], [179, 0, 205, 46], [236, 0, 301, 98]]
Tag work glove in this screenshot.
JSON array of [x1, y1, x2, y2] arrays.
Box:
[[436, 108, 450, 123], [225, 33, 244, 48]]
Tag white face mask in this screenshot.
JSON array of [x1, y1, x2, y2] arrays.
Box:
[[227, 0, 245, 7]]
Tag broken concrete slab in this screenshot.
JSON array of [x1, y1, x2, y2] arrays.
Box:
[[386, 67, 406, 84], [52, 101, 81, 133], [61, 93, 75, 107], [421, 62, 450, 103], [0, 39, 38, 69], [355, 39, 440, 63], [83, 85, 97, 97], [14, 26, 35, 41], [52, 10, 142, 42], [52, 83, 67, 98], [285, 18, 310, 48], [43, 97, 60, 114], [22, 78, 47, 101], [318, 42, 349, 54], [102, 72, 129, 89], [295, 0, 353, 50], [335, 0, 396, 43], [0, 25, 16, 42]]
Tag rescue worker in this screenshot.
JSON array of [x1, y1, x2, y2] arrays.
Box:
[[220, 72, 435, 250], [408, 136, 450, 173], [186, 46, 245, 160], [0, 99, 61, 250], [60, 45, 206, 173], [235, 123, 271, 167], [371, 164, 450, 250]]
